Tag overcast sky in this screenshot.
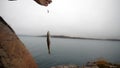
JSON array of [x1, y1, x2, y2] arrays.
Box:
[[0, 0, 120, 39]]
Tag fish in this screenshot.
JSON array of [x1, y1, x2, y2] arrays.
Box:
[[47, 31, 51, 54]]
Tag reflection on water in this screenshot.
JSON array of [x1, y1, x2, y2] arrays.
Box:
[[19, 36, 120, 68], [47, 42, 51, 54]]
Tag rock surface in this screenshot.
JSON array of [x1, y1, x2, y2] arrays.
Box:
[[0, 16, 38, 68]]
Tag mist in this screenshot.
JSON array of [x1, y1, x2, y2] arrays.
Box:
[[0, 0, 120, 39]]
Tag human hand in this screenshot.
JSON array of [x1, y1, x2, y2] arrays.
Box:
[[34, 0, 52, 6]]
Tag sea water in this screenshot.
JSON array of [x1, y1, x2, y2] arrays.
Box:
[[19, 36, 120, 68]]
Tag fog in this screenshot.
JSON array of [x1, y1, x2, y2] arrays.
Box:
[[0, 0, 120, 39]]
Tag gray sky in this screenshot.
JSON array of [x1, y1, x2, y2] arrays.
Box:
[[0, 0, 120, 39]]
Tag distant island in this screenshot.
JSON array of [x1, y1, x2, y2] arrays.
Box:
[[37, 35, 120, 41]]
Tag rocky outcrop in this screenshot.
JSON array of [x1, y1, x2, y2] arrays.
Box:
[[0, 16, 38, 68]]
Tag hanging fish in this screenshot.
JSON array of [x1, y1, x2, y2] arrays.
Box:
[[47, 31, 51, 54]]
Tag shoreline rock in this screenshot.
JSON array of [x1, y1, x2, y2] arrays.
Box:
[[50, 59, 120, 68], [0, 16, 38, 68]]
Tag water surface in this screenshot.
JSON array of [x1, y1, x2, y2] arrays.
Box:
[[19, 36, 120, 68]]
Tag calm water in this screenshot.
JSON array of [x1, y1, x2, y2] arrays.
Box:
[[19, 36, 120, 68]]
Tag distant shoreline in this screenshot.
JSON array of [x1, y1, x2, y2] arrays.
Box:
[[38, 35, 120, 41], [18, 35, 120, 41]]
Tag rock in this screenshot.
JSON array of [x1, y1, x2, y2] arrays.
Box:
[[0, 16, 38, 68]]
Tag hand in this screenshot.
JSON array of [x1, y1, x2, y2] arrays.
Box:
[[34, 0, 52, 6]]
